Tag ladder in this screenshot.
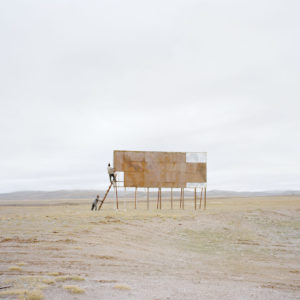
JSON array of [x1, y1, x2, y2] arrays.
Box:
[[98, 182, 113, 210]]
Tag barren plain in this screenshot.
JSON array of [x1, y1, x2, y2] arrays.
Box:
[[0, 196, 300, 299]]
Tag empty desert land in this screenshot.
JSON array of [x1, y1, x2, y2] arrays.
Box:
[[0, 196, 300, 300]]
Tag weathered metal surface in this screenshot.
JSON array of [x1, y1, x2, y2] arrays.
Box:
[[114, 150, 207, 188]]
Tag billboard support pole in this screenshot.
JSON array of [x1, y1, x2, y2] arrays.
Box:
[[199, 187, 203, 209], [115, 184, 118, 209], [159, 188, 162, 209], [204, 187, 207, 210], [179, 188, 181, 208], [147, 188, 149, 210], [124, 187, 126, 210]]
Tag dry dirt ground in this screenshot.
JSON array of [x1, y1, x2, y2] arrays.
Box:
[[0, 196, 300, 299]]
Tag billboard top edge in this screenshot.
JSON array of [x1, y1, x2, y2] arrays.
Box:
[[114, 150, 207, 154]]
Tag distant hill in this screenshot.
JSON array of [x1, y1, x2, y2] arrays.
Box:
[[0, 189, 299, 201]]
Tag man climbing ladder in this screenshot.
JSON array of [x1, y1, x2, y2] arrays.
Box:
[[107, 163, 116, 183], [98, 163, 118, 211]]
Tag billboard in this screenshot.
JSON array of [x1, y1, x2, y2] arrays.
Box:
[[114, 150, 207, 188]]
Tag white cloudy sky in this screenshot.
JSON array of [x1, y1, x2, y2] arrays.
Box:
[[0, 0, 299, 193]]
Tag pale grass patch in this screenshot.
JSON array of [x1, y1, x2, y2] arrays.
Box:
[[24, 289, 44, 300], [34, 284, 48, 291], [53, 275, 68, 282], [70, 276, 85, 281], [55, 275, 84, 282], [16, 262, 27, 266], [9, 265, 22, 271], [47, 272, 62, 276], [16, 275, 41, 281], [63, 285, 85, 294], [0, 288, 44, 299], [4, 276, 48, 291], [41, 278, 55, 284], [113, 284, 131, 290], [0, 289, 26, 297]]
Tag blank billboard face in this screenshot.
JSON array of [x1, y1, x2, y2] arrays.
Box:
[[114, 150, 207, 188]]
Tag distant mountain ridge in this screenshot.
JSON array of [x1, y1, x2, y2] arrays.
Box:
[[0, 189, 299, 201]]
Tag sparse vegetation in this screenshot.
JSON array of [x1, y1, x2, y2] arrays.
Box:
[[9, 265, 22, 271], [0, 289, 26, 298], [41, 278, 55, 285], [0, 289, 43, 300], [55, 276, 70, 282], [56, 275, 84, 282], [70, 276, 85, 281], [113, 284, 131, 290], [63, 285, 85, 294], [47, 272, 62, 276], [24, 289, 44, 300], [0, 196, 299, 299]]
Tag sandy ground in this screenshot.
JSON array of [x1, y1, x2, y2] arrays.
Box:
[[0, 196, 300, 299]]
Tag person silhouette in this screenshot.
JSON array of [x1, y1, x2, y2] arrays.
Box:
[[107, 163, 116, 183]]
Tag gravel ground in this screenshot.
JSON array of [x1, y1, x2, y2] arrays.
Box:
[[0, 196, 300, 299]]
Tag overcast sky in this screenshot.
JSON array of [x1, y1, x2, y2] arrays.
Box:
[[0, 0, 299, 193]]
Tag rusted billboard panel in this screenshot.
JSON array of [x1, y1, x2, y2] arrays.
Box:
[[114, 150, 207, 188]]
